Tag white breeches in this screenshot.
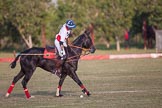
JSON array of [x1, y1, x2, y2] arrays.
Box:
[[54, 40, 66, 57]]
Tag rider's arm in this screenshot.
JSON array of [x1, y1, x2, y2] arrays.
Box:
[[66, 38, 70, 45], [59, 41, 64, 51]]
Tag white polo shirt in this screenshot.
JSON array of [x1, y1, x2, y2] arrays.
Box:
[[56, 24, 71, 43]]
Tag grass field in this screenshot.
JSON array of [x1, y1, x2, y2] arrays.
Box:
[[0, 58, 162, 108]]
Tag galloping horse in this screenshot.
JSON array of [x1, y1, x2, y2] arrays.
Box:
[[5, 30, 96, 99]]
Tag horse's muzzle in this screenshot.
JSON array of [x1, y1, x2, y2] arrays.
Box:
[[89, 46, 96, 53]]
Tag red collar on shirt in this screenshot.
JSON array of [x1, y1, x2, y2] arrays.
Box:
[[65, 25, 70, 31]]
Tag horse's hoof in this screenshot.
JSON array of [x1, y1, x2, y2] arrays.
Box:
[[30, 95, 35, 98], [87, 92, 91, 96], [56, 94, 63, 97], [26, 95, 35, 99], [5, 93, 10, 98]]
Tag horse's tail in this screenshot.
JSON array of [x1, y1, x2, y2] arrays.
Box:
[[10, 54, 21, 69]]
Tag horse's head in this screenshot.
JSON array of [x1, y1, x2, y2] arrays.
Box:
[[82, 30, 96, 53]]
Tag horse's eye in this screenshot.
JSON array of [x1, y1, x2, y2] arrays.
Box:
[[83, 39, 91, 48]]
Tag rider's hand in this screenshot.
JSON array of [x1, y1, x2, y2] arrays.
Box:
[[60, 50, 63, 55], [60, 45, 64, 50]]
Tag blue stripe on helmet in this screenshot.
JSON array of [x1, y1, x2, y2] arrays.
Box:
[[66, 20, 76, 28]]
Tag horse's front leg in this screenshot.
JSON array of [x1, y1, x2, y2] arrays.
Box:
[[69, 71, 91, 96], [56, 73, 67, 97]]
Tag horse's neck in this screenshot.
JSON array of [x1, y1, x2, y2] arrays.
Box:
[[68, 34, 85, 58], [72, 46, 82, 55], [66, 43, 83, 60]]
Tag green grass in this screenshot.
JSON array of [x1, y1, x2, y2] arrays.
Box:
[[0, 58, 162, 108]]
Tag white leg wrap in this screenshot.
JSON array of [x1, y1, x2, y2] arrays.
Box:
[[5, 93, 10, 97], [56, 88, 60, 96]]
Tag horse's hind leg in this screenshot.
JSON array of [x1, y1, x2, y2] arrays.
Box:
[[5, 70, 25, 97], [21, 71, 34, 99]]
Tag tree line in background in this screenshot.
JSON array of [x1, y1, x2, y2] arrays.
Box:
[[0, 0, 162, 51]]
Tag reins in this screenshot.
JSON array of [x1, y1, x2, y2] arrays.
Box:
[[14, 32, 93, 63], [65, 32, 93, 62], [69, 44, 90, 52], [66, 34, 90, 62], [65, 44, 90, 62]]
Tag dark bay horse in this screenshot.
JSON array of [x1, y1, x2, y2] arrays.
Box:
[[5, 30, 96, 99]]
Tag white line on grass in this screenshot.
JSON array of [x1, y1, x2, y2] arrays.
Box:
[[93, 89, 162, 94], [93, 90, 144, 94]]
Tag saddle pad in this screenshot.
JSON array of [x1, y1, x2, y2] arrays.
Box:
[[43, 49, 56, 59]]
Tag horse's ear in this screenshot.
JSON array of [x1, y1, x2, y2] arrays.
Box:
[[84, 29, 91, 36]]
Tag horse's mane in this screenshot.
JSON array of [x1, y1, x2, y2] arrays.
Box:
[[72, 34, 85, 46]]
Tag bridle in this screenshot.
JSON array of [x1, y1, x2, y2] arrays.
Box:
[[66, 33, 94, 62], [69, 44, 90, 54]]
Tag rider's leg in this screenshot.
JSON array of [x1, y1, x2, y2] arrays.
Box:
[[55, 40, 63, 57], [54, 40, 63, 76]]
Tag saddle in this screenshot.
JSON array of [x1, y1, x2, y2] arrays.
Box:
[[46, 45, 55, 52], [43, 45, 57, 59]]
